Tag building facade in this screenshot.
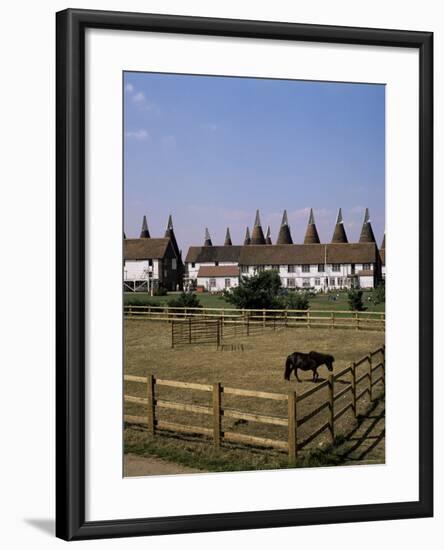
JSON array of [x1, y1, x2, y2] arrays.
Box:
[[124, 215, 184, 292], [185, 209, 383, 292]]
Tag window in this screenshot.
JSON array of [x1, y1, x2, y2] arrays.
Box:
[[172, 258, 177, 270], [148, 259, 153, 267], [303, 279, 311, 288], [240, 265, 249, 273], [363, 263, 371, 270], [225, 278, 231, 288], [318, 264, 325, 272], [329, 277, 336, 286], [215, 261, 219, 266], [332, 264, 341, 272], [256, 265, 265, 273], [287, 278, 296, 288], [302, 264, 310, 273], [288, 265, 296, 273], [191, 262, 195, 268], [209, 278, 216, 288], [315, 278, 321, 286], [272, 265, 280, 271]]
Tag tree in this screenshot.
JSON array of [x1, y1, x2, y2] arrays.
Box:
[[280, 291, 310, 311], [168, 292, 202, 309], [371, 281, 385, 305], [224, 270, 282, 309], [347, 288, 366, 311]]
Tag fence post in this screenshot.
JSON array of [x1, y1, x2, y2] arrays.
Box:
[[351, 362, 357, 417], [328, 373, 335, 441], [212, 382, 222, 449], [288, 391, 298, 462], [188, 317, 192, 344], [369, 354, 373, 401], [171, 321, 174, 349], [331, 311, 335, 329], [247, 315, 250, 337], [262, 309, 266, 329], [216, 321, 221, 349], [307, 310, 311, 329], [355, 312, 359, 331], [146, 375, 156, 436]]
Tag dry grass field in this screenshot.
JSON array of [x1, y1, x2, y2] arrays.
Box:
[[124, 319, 385, 473]]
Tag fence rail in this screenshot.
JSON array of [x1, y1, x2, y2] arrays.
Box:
[[124, 304, 385, 333], [124, 346, 385, 462]]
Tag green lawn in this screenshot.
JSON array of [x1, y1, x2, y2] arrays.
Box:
[[124, 290, 384, 312]]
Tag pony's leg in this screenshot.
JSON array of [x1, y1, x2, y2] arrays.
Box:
[[295, 367, 301, 382], [313, 369, 318, 382]]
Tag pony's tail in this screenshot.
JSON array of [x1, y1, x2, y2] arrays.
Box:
[[284, 356, 292, 380]]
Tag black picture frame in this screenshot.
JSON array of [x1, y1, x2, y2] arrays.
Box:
[[56, 8, 433, 541]]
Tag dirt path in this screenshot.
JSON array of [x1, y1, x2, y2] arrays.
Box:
[[336, 400, 385, 465], [124, 453, 202, 477]]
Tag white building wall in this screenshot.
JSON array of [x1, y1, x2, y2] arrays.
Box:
[[196, 276, 239, 291], [359, 275, 374, 289], [124, 260, 151, 280], [186, 261, 238, 281], [187, 261, 377, 289]]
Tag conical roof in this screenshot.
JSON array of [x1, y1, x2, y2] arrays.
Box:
[[164, 214, 180, 256], [265, 226, 272, 245], [303, 208, 321, 244], [244, 227, 251, 245], [331, 208, 348, 243], [224, 227, 232, 246], [276, 209, 293, 244], [203, 227, 213, 247], [139, 215, 151, 238], [250, 210, 266, 245], [359, 208, 376, 243]]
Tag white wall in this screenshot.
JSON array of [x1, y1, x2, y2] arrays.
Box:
[[197, 276, 239, 291], [0, 1, 442, 549]]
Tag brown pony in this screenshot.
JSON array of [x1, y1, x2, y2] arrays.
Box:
[[284, 351, 334, 382]]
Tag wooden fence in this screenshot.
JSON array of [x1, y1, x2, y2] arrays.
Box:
[[124, 305, 385, 332], [171, 319, 222, 348], [124, 346, 385, 462]]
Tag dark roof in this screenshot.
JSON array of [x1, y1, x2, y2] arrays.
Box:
[[197, 266, 239, 277], [185, 246, 243, 263], [140, 215, 151, 238], [224, 228, 232, 246], [239, 243, 377, 265], [303, 224, 320, 244], [124, 238, 172, 260], [251, 225, 266, 245], [357, 269, 374, 276], [186, 243, 378, 265], [331, 224, 348, 243], [359, 222, 376, 243], [277, 225, 293, 245]]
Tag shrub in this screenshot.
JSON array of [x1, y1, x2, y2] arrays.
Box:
[[167, 292, 202, 309], [153, 286, 168, 296], [347, 288, 366, 311], [280, 291, 310, 310], [124, 295, 156, 307], [224, 270, 282, 309], [371, 281, 385, 305]]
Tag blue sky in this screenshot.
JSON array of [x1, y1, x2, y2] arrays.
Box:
[[124, 72, 385, 254]]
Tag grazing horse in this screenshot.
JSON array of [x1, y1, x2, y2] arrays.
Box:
[[284, 351, 334, 382]]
